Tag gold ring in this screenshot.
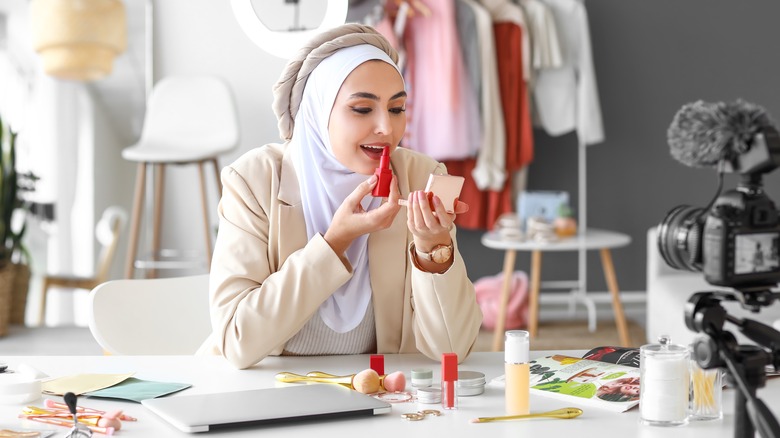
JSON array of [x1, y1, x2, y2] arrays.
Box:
[[401, 413, 425, 421], [419, 409, 442, 416]]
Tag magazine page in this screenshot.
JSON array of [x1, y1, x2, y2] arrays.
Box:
[[581, 345, 780, 378], [528, 355, 641, 413], [582, 346, 640, 367]]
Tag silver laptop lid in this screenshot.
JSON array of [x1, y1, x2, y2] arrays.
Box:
[[142, 383, 392, 433]]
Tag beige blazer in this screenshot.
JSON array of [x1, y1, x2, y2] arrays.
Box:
[[197, 143, 482, 369]]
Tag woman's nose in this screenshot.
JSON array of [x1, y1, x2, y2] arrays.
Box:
[[374, 113, 392, 136]]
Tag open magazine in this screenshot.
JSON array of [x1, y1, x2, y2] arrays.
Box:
[[493, 346, 642, 413], [529, 347, 641, 413]]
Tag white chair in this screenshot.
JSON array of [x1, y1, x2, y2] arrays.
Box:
[[39, 206, 127, 326], [646, 227, 780, 345], [87, 274, 211, 355], [122, 75, 239, 278]]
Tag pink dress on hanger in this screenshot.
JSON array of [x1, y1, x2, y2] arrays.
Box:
[[400, 0, 481, 161]]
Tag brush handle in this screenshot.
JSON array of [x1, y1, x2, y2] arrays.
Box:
[[473, 407, 583, 423], [307, 370, 389, 388], [275, 371, 355, 388]]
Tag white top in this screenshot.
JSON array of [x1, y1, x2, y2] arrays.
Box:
[[519, 0, 564, 73], [533, 0, 605, 147], [2, 352, 778, 437]]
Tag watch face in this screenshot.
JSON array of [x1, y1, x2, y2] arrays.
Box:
[[432, 245, 453, 264]]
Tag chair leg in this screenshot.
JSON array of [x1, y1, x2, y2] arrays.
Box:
[[198, 161, 213, 269], [211, 158, 223, 196], [39, 277, 51, 326], [125, 163, 147, 278], [150, 164, 166, 278]]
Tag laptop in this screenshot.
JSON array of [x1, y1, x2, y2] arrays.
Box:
[[141, 384, 392, 433]]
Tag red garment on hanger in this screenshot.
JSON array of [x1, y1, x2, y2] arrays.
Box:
[[443, 158, 512, 230], [495, 22, 534, 171]]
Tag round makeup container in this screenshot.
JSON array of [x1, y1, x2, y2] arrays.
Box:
[[411, 368, 433, 388], [457, 371, 486, 396], [640, 336, 689, 427], [416, 386, 442, 404], [0, 371, 42, 405]]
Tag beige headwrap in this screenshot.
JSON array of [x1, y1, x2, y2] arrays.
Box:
[[271, 23, 399, 141]]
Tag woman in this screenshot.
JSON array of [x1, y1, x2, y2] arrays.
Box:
[[595, 377, 641, 403], [198, 24, 482, 369]]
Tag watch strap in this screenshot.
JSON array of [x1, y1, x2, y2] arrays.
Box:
[[414, 242, 453, 264]]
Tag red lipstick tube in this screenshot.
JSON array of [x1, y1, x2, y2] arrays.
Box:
[[371, 147, 392, 197], [441, 352, 458, 410], [370, 354, 384, 376]]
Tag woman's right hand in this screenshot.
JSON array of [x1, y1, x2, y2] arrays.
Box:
[[323, 174, 402, 257]]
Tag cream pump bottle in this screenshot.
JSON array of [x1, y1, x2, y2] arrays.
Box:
[[505, 330, 530, 415]]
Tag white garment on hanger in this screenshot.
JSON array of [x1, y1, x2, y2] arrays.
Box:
[[533, 0, 604, 146], [518, 0, 563, 73]]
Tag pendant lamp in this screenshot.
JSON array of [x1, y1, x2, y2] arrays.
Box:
[[231, 0, 348, 59], [30, 0, 127, 81]]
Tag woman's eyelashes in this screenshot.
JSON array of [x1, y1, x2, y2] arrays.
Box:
[[351, 106, 372, 115], [349, 106, 406, 115]]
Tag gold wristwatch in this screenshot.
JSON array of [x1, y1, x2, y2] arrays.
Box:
[[415, 242, 454, 264]]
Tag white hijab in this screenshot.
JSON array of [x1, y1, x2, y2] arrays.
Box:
[[289, 44, 402, 333]]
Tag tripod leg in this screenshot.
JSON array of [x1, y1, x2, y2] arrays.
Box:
[[734, 390, 754, 438]]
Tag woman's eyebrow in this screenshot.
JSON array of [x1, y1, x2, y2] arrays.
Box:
[[390, 91, 407, 100], [349, 91, 407, 100]]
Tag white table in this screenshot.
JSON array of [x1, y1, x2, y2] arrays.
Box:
[[0, 352, 777, 437], [481, 228, 632, 351]]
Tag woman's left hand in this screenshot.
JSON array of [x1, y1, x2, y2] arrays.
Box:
[[406, 191, 461, 250]]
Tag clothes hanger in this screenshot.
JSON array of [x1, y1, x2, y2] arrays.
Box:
[[410, 0, 431, 17], [393, 0, 431, 18]]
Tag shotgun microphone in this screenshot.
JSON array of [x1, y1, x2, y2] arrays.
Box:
[[667, 99, 777, 170]]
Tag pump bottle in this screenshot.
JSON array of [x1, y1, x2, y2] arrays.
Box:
[[505, 330, 530, 415]]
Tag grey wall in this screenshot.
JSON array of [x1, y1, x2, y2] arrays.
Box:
[[460, 0, 780, 292]]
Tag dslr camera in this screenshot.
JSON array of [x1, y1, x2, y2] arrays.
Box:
[[658, 120, 780, 293]]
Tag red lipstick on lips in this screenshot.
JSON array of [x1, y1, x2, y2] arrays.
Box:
[[372, 147, 392, 197]]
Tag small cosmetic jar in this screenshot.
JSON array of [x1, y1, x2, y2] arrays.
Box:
[[411, 368, 433, 388], [457, 371, 486, 396], [495, 213, 523, 240], [416, 386, 442, 404]]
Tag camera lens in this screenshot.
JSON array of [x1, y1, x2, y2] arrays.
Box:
[[657, 205, 706, 272]]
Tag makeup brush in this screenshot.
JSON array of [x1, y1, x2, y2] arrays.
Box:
[[470, 407, 583, 423], [306, 370, 406, 392], [45, 399, 136, 421], [275, 369, 381, 394]]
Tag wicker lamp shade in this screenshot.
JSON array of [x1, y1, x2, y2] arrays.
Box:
[[30, 0, 127, 81]]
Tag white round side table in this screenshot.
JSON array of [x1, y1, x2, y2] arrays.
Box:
[[481, 228, 632, 351]]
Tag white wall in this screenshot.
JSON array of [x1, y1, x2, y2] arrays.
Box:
[[151, 1, 287, 271]]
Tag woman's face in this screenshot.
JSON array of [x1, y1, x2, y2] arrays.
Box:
[[621, 384, 640, 397], [328, 60, 406, 175]]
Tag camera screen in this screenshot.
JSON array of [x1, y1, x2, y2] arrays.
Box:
[[734, 232, 780, 274]]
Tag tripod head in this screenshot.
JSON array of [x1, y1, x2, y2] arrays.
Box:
[[685, 290, 780, 438]]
